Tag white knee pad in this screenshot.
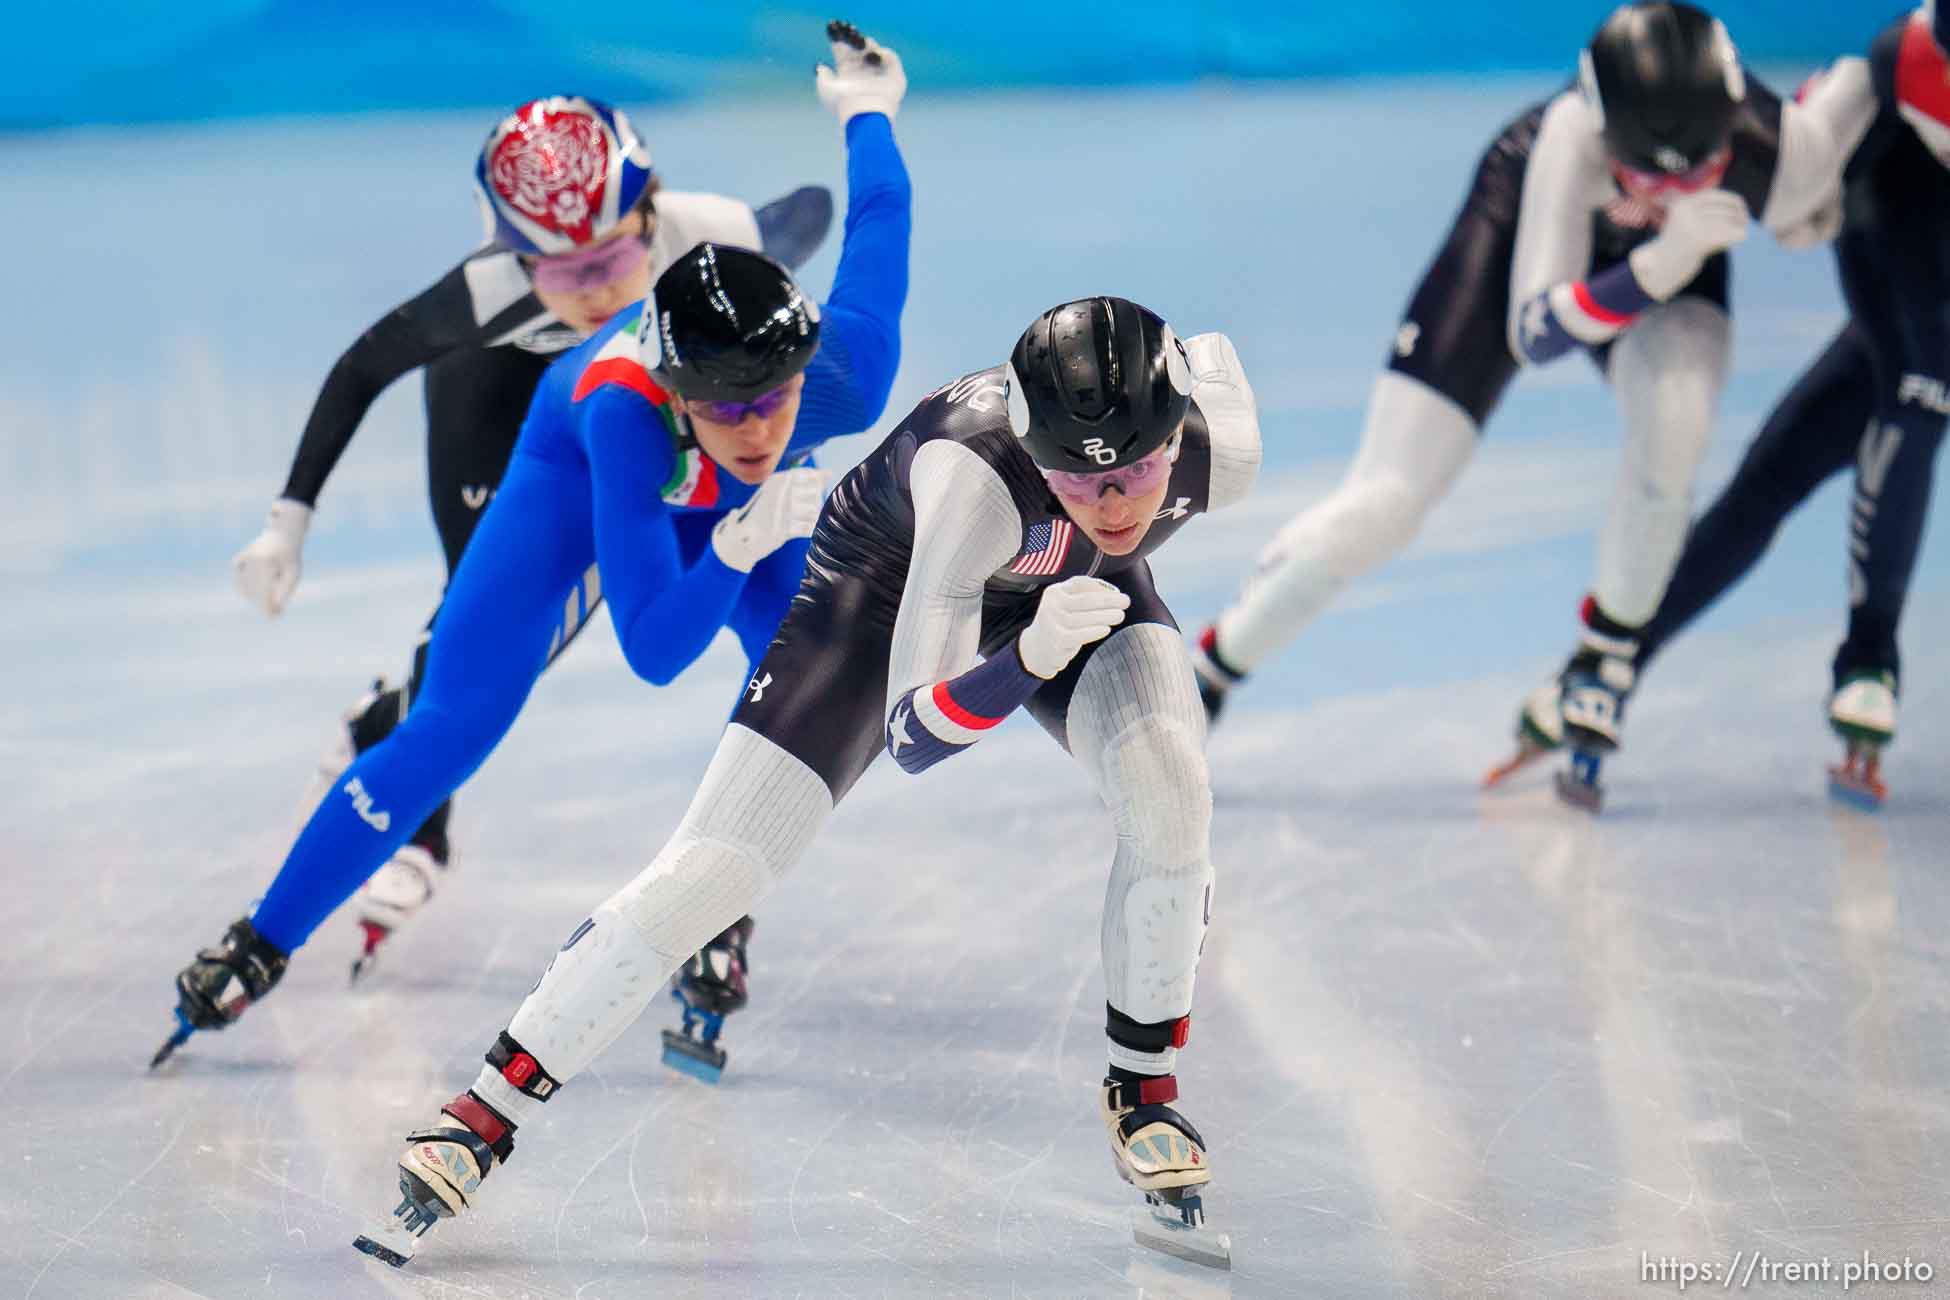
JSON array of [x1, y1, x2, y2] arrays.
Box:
[[485, 727, 831, 1117], [1599, 298, 1729, 624], [1066, 625, 1216, 1071], [1216, 372, 1477, 671]]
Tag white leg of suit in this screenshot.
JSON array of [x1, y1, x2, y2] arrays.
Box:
[[1214, 371, 1477, 672]]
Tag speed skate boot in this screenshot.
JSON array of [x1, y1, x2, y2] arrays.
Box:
[[1190, 626, 1243, 729], [1827, 669, 1897, 811], [349, 827, 451, 984], [661, 916, 754, 1083], [1551, 614, 1639, 813], [1102, 1072, 1230, 1269], [353, 1087, 520, 1268], [150, 917, 289, 1067]]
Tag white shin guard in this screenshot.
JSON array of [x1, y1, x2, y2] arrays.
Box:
[[1215, 372, 1477, 672], [1597, 297, 1729, 626], [475, 726, 832, 1122], [1065, 624, 1216, 1075]]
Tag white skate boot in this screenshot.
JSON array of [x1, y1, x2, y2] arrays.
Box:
[[352, 1090, 513, 1268], [1102, 1074, 1230, 1269], [350, 836, 450, 983]]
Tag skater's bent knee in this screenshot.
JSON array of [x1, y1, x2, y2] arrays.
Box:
[[1102, 715, 1212, 862]]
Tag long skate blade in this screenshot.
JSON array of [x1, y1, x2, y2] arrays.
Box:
[[352, 1229, 414, 1269], [660, 1029, 727, 1084], [1482, 739, 1553, 790], [149, 1011, 195, 1069], [1826, 767, 1885, 812], [1553, 770, 1603, 814], [350, 922, 389, 986], [1130, 1204, 1232, 1271]]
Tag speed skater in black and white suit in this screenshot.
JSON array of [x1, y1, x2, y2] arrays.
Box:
[[353, 298, 1261, 1273], [1187, 3, 1846, 807]]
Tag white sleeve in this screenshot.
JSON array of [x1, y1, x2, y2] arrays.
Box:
[[1506, 92, 1613, 361], [883, 439, 1025, 716], [1182, 332, 1263, 512], [648, 190, 764, 262], [1767, 59, 1878, 233], [1761, 74, 1865, 235]]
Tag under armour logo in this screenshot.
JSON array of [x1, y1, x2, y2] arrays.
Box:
[[747, 672, 773, 702], [888, 702, 914, 753], [462, 485, 493, 510], [1394, 321, 1420, 358], [345, 777, 391, 833], [1154, 497, 1191, 522]]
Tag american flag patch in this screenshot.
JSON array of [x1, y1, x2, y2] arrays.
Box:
[[1009, 519, 1074, 576]]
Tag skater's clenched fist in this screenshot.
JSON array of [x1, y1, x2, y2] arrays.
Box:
[[1629, 189, 1750, 301], [1017, 576, 1130, 680]]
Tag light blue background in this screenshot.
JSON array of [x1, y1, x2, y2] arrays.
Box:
[[8, 1, 1888, 128]]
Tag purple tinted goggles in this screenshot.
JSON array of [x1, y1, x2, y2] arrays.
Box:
[[1042, 440, 1174, 502], [528, 231, 649, 294], [688, 384, 796, 425]]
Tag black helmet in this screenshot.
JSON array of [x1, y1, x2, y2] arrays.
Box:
[[1005, 297, 1193, 473], [1581, 2, 1745, 176], [1934, 0, 1949, 56], [646, 242, 820, 402]]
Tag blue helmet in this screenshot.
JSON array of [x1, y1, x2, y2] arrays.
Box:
[[474, 96, 654, 255]]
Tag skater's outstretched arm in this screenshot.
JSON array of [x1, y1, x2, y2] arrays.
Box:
[[281, 261, 521, 508], [777, 25, 912, 449]]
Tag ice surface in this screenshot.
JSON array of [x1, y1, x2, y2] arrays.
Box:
[[3, 79, 1946, 1299]]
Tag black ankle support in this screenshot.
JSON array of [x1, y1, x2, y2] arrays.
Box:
[[485, 1031, 562, 1102], [1106, 1003, 1190, 1057]]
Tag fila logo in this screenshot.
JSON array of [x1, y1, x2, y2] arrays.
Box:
[[1897, 373, 1950, 414], [747, 671, 774, 702], [1155, 497, 1191, 521], [345, 777, 391, 833], [1080, 437, 1117, 465], [461, 485, 494, 510]]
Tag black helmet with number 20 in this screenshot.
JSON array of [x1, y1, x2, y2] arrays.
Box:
[[1581, 2, 1746, 176], [1006, 297, 1194, 473]]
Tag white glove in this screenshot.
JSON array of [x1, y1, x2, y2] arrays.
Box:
[[710, 466, 828, 573], [1016, 576, 1130, 680], [232, 498, 312, 616], [1627, 189, 1750, 301], [816, 21, 906, 124], [1773, 192, 1843, 250]]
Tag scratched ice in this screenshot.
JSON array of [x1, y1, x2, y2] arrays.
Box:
[[3, 80, 1947, 1300]]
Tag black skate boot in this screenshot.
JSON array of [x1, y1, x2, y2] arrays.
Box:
[[151, 916, 289, 1067], [1552, 612, 1639, 814], [1191, 627, 1243, 730], [1102, 1071, 1231, 1269], [660, 916, 754, 1084]]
